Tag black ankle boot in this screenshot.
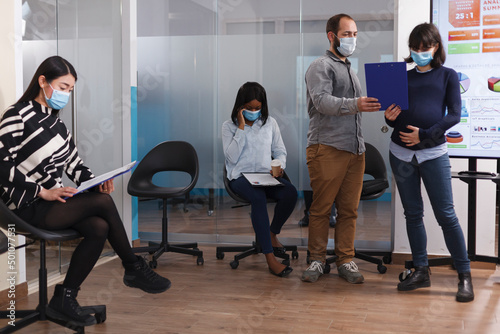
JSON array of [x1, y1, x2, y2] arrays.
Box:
[[456, 272, 474, 302], [397, 266, 431, 291], [123, 256, 171, 294], [46, 284, 96, 326]]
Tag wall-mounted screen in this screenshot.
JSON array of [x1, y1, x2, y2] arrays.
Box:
[[432, 0, 500, 158]]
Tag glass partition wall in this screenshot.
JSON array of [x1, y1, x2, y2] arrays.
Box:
[[17, 0, 395, 282], [136, 0, 395, 254], [21, 0, 123, 282]]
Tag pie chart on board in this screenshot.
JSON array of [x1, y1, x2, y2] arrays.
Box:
[[446, 131, 463, 143], [458, 72, 470, 94], [488, 77, 500, 92]]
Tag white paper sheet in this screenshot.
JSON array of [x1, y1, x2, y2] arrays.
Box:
[[242, 172, 283, 187], [75, 161, 137, 194]]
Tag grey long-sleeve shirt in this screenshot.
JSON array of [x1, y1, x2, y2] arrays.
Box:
[[305, 50, 365, 154]]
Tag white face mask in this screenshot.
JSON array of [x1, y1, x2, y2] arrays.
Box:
[[333, 33, 357, 57]]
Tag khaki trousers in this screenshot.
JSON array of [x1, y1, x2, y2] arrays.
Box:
[[306, 144, 364, 266]]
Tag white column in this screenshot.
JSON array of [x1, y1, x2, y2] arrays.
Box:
[[121, 0, 137, 243]]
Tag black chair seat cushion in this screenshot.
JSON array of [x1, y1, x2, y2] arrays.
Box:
[[128, 184, 192, 199], [362, 179, 389, 197], [0, 200, 81, 242]]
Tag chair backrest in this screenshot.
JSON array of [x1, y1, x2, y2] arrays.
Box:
[[361, 143, 389, 200], [223, 166, 250, 204], [364, 143, 387, 180], [128, 141, 199, 198], [0, 199, 81, 242], [0, 229, 7, 254]]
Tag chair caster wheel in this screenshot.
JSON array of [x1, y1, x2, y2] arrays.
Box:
[[216, 252, 224, 260], [383, 255, 392, 264], [399, 269, 412, 282], [197, 257, 204, 265], [80, 305, 106, 324], [193, 247, 199, 252], [292, 250, 299, 259], [281, 259, 290, 266], [324, 264, 331, 274], [377, 264, 387, 274], [230, 260, 239, 269], [149, 260, 157, 269]]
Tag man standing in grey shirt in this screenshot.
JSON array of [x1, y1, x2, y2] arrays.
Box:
[[301, 14, 381, 284]]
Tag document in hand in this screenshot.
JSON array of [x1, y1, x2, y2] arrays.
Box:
[[74, 161, 137, 195], [365, 62, 409, 110], [242, 172, 284, 187]]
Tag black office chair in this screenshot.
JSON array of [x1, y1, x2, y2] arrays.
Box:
[[129, 141, 204, 268], [0, 200, 106, 334], [216, 167, 299, 269], [308, 143, 392, 274]]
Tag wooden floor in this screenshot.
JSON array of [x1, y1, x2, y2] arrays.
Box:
[[3, 245, 500, 334]]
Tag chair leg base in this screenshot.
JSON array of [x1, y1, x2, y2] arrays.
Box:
[[0, 310, 39, 334], [216, 242, 298, 268], [132, 241, 204, 267], [0, 304, 106, 334], [306, 249, 392, 275]]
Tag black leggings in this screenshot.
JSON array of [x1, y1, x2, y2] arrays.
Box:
[[37, 192, 137, 289]]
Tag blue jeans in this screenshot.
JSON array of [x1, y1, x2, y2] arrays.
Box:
[[229, 176, 297, 254], [390, 152, 470, 273]]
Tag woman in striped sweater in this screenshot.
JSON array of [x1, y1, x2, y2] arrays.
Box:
[[0, 56, 170, 327]]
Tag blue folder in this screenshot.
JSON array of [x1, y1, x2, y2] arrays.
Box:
[[63, 161, 137, 198], [364, 62, 409, 110]]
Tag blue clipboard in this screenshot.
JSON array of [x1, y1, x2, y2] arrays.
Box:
[[365, 62, 409, 110]]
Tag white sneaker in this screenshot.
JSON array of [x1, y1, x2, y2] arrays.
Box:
[[338, 261, 364, 284], [301, 260, 324, 283]]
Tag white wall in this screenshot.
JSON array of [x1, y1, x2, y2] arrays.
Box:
[[392, 0, 496, 258], [0, 0, 26, 292]]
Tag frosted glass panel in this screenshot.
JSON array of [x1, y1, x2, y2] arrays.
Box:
[[57, 0, 123, 176], [301, 30, 395, 182], [21, 0, 123, 282], [137, 36, 217, 190], [136, 0, 395, 248], [57, 0, 123, 268], [217, 33, 302, 186]]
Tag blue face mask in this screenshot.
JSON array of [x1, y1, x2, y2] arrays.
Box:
[[333, 33, 356, 57], [243, 109, 261, 121], [44, 83, 71, 110], [411, 50, 433, 67]]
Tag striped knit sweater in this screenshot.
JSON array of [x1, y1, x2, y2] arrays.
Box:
[[0, 100, 94, 210]]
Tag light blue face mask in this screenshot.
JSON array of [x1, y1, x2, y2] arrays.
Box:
[[44, 83, 71, 110], [411, 50, 433, 67], [333, 33, 356, 57], [243, 109, 261, 121]]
